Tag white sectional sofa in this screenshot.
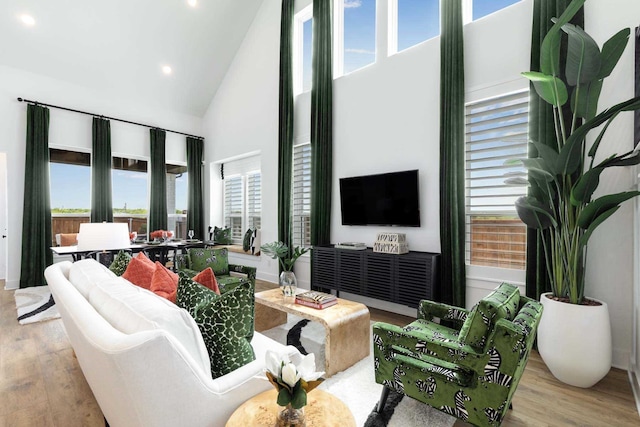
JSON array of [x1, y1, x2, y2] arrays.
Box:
[[44, 259, 296, 427]]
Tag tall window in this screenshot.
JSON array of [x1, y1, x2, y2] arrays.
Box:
[[389, 0, 440, 54], [335, 0, 376, 76], [167, 164, 188, 238], [471, 0, 521, 21], [223, 155, 262, 245], [465, 90, 528, 270], [49, 149, 91, 241], [112, 156, 148, 237], [294, 5, 313, 94], [293, 142, 311, 247]]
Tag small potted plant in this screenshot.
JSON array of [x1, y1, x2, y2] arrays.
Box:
[[261, 241, 309, 300]]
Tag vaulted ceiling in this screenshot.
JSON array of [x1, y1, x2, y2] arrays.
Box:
[[0, 0, 265, 117]]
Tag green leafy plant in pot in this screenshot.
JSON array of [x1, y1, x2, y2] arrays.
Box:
[[510, 0, 640, 387], [261, 241, 309, 299]]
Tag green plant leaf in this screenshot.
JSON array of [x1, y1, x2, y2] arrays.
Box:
[[562, 23, 602, 86], [598, 28, 630, 79], [530, 141, 560, 174], [515, 196, 557, 229], [504, 177, 529, 186], [291, 386, 307, 409], [568, 97, 640, 156], [579, 205, 620, 248], [555, 136, 583, 175], [587, 111, 619, 158], [570, 167, 603, 205], [597, 149, 640, 168], [570, 80, 603, 120], [521, 158, 556, 182], [577, 191, 640, 229], [540, 0, 586, 76], [277, 387, 292, 406], [522, 72, 568, 106]]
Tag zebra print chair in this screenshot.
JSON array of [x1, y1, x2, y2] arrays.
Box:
[[372, 282, 543, 427]]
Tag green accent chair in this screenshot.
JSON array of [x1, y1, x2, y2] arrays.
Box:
[[175, 247, 257, 292], [372, 283, 543, 427]]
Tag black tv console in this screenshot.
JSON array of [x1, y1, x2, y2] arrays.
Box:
[[311, 245, 440, 309]]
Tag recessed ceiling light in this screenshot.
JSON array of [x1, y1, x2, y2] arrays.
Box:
[[187, 0, 197, 7], [162, 65, 172, 75], [19, 14, 35, 26]]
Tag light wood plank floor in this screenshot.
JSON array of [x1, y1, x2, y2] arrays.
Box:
[[1, 281, 638, 426]]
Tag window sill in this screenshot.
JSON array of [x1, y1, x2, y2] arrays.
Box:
[[208, 244, 260, 257]]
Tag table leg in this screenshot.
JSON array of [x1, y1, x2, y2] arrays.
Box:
[[324, 310, 370, 377], [255, 303, 287, 332]]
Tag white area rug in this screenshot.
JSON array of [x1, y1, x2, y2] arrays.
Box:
[[261, 316, 455, 427], [14, 285, 60, 325]]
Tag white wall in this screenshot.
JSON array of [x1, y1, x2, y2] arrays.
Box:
[[0, 64, 202, 289], [204, 0, 640, 367]]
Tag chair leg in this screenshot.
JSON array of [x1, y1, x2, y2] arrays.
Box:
[[376, 385, 391, 413], [104, 416, 110, 427], [509, 402, 513, 410]]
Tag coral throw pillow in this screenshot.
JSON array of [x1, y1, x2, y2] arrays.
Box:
[[122, 253, 156, 289], [193, 267, 220, 295], [150, 262, 179, 302]]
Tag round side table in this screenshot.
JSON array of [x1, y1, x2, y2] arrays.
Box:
[[226, 389, 356, 427]]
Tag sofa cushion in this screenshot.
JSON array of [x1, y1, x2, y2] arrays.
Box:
[[109, 250, 132, 276], [459, 282, 520, 351], [122, 253, 156, 289], [176, 273, 255, 378], [150, 261, 179, 302], [69, 259, 117, 298], [192, 267, 220, 295], [188, 248, 229, 276], [87, 275, 212, 378]]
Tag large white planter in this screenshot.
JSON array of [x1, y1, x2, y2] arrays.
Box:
[[538, 293, 612, 388]]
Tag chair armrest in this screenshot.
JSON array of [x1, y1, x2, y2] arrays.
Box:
[[418, 300, 470, 328], [229, 264, 256, 285], [372, 322, 487, 374]]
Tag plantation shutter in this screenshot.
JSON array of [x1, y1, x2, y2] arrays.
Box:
[[293, 142, 311, 247], [465, 89, 528, 270], [224, 176, 243, 244], [247, 172, 261, 230]]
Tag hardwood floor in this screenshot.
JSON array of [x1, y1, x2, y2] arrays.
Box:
[[1, 280, 638, 426]]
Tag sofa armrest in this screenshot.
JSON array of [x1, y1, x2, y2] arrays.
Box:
[[229, 264, 256, 285]]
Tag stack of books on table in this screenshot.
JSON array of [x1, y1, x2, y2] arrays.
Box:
[[295, 291, 338, 310]]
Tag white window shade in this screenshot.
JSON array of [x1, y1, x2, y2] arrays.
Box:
[[222, 154, 261, 245], [293, 142, 311, 247], [224, 176, 244, 244], [247, 172, 261, 230], [465, 89, 528, 270]]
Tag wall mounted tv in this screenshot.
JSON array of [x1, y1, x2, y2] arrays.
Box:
[[339, 169, 420, 227]]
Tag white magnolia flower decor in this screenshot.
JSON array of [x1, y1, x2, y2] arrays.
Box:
[[265, 350, 325, 409]]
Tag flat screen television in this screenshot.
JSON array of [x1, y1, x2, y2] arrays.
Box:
[[339, 169, 420, 227]]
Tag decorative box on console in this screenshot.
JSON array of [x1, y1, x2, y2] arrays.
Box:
[[373, 232, 409, 254]]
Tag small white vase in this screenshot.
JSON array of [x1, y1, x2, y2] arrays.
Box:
[[279, 271, 297, 302], [538, 293, 611, 388]]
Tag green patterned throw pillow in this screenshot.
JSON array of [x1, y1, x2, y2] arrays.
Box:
[[108, 250, 132, 276], [188, 248, 229, 276], [176, 273, 255, 378], [213, 226, 232, 245]]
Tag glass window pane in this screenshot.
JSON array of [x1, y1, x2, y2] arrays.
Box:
[[50, 164, 91, 213], [167, 165, 187, 239], [303, 18, 313, 93], [397, 0, 440, 52], [473, 0, 520, 21], [343, 0, 376, 74], [112, 157, 148, 238]]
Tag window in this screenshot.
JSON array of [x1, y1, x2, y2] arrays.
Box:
[[335, 0, 376, 76], [294, 6, 313, 94], [471, 0, 521, 21], [222, 155, 261, 245], [465, 90, 528, 270], [112, 156, 148, 237], [167, 164, 188, 239], [50, 149, 91, 242], [293, 142, 311, 247], [389, 0, 440, 54]]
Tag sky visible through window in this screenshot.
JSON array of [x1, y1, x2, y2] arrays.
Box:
[[473, 0, 520, 21], [344, 0, 376, 74], [397, 0, 440, 52], [302, 18, 313, 92], [50, 164, 187, 212]]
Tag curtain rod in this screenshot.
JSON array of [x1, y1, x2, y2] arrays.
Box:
[[17, 97, 204, 140]]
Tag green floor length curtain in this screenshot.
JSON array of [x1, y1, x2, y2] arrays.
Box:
[[149, 128, 167, 233], [90, 117, 113, 223], [186, 137, 204, 240], [310, 0, 333, 247], [278, 0, 295, 259], [439, 0, 465, 307], [526, 0, 584, 300], [20, 104, 53, 288]]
